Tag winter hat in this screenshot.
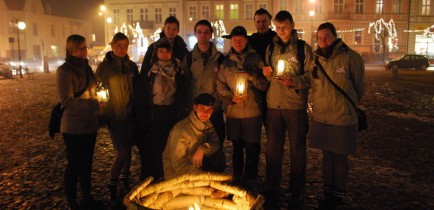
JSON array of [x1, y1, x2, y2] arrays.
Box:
[[222, 26, 248, 39], [193, 93, 216, 106]]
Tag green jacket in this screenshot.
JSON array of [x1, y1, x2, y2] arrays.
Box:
[[311, 39, 365, 125], [95, 52, 139, 121], [217, 46, 269, 119], [162, 111, 220, 179], [264, 30, 313, 110]]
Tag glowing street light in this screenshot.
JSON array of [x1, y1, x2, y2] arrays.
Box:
[[11, 18, 26, 78], [309, 10, 315, 48]]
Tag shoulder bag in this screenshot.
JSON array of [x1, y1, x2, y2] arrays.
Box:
[[314, 58, 367, 131], [48, 69, 90, 139]]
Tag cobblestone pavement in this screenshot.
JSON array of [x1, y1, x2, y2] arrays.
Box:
[[0, 68, 433, 209]]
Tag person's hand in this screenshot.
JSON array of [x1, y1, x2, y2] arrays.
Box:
[[192, 147, 204, 168], [262, 66, 273, 77], [277, 76, 294, 87], [232, 95, 248, 103]]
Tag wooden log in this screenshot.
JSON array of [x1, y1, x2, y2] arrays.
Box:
[[210, 181, 247, 197], [123, 176, 154, 206]]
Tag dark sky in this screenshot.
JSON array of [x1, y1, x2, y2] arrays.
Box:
[[41, 0, 105, 45]]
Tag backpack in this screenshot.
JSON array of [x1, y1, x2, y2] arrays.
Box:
[[267, 39, 306, 74]]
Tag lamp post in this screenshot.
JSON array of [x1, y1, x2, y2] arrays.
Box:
[[309, 10, 315, 49], [11, 18, 26, 78]]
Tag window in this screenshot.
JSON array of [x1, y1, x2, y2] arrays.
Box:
[[155, 8, 162, 24], [33, 23, 38, 36], [245, 3, 254, 20], [392, 0, 401, 13], [422, 0, 430, 16], [375, 0, 383, 14], [126, 9, 133, 23], [201, 5, 210, 20], [355, 0, 364, 14], [140, 9, 144, 21], [354, 30, 362, 45], [294, 0, 303, 15], [50, 25, 55, 37], [169, 7, 176, 17], [258, 3, 267, 10], [230, 4, 239, 19], [334, 0, 344, 14], [189, 5, 197, 21], [215, 4, 224, 20], [113, 9, 120, 24]]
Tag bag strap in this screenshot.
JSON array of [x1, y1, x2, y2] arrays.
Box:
[[314, 58, 358, 111]]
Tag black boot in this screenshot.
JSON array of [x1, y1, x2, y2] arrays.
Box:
[[108, 179, 118, 206], [119, 172, 131, 193]]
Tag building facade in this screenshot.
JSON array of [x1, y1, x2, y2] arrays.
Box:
[[103, 0, 434, 62], [0, 0, 93, 71]]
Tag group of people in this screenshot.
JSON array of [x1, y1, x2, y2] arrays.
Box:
[[56, 8, 365, 210]]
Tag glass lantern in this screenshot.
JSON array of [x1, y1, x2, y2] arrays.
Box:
[[235, 72, 248, 97]]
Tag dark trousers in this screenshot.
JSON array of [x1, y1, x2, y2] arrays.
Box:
[[63, 133, 97, 202], [138, 105, 176, 181], [265, 109, 308, 200], [233, 141, 260, 180], [322, 150, 349, 197], [210, 109, 226, 145]]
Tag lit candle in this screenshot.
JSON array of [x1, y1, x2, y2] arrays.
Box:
[[276, 60, 285, 76], [235, 72, 247, 97], [96, 84, 110, 102]]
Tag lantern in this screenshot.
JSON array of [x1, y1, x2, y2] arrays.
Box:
[[276, 59, 285, 77], [96, 83, 110, 102], [235, 72, 248, 97]]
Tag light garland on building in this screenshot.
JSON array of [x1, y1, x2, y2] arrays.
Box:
[[368, 18, 397, 41], [337, 28, 365, 33]]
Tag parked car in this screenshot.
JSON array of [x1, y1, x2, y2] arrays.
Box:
[[384, 54, 429, 71], [0, 62, 13, 79]]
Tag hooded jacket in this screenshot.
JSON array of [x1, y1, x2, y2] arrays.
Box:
[[311, 38, 365, 126], [95, 51, 139, 121], [216, 46, 269, 119], [57, 55, 100, 134], [162, 111, 220, 179], [264, 30, 313, 110]]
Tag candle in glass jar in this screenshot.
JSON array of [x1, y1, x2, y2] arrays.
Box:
[[276, 60, 285, 76], [237, 82, 245, 96], [96, 85, 110, 102]]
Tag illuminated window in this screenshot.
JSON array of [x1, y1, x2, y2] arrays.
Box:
[[245, 3, 254, 20], [315, 1, 324, 14], [355, 0, 364, 14], [215, 4, 224, 20], [230, 4, 239, 19], [375, 0, 383, 14], [294, 0, 304, 15], [354, 30, 362, 45], [258, 3, 267, 10]]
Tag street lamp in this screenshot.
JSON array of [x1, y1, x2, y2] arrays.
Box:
[[106, 17, 113, 44], [309, 10, 315, 49], [11, 18, 26, 78]]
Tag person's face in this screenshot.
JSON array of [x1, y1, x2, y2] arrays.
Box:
[[111, 39, 129, 57], [157, 47, 172, 61], [163, 23, 179, 42], [274, 20, 294, 43], [317, 28, 337, 48], [194, 104, 214, 122], [195, 25, 212, 45], [230, 35, 248, 53], [254, 14, 271, 33], [71, 42, 87, 58]]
